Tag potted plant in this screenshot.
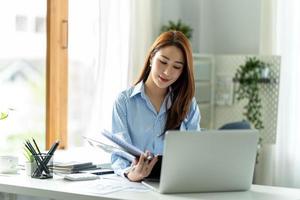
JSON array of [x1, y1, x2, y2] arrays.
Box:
[[161, 19, 193, 40], [233, 57, 269, 130], [234, 57, 270, 183], [24, 147, 36, 176]]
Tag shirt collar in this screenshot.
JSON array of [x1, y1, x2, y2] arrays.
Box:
[[166, 92, 172, 110], [130, 81, 173, 110], [130, 81, 144, 98]]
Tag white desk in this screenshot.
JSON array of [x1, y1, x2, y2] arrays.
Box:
[[1, 172, 300, 200]]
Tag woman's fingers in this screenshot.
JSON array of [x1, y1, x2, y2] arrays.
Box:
[[127, 152, 158, 181], [145, 150, 153, 160], [144, 156, 158, 176], [131, 158, 138, 166], [148, 156, 158, 169], [135, 153, 146, 172]]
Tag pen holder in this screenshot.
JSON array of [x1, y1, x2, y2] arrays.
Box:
[[31, 153, 53, 179], [25, 161, 37, 176]]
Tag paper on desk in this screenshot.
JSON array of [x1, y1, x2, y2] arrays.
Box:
[[89, 180, 149, 195], [87, 181, 127, 195], [73, 175, 150, 195]]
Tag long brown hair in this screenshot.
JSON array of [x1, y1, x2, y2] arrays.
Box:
[[135, 31, 195, 131]]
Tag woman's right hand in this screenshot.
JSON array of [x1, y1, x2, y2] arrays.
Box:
[[126, 151, 158, 182]]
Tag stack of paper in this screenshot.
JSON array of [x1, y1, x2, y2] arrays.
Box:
[[50, 162, 97, 174]]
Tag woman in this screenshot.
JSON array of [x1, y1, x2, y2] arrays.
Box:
[[111, 31, 201, 182]]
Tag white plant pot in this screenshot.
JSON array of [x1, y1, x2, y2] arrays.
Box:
[[25, 161, 37, 176], [261, 67, 270, 79]]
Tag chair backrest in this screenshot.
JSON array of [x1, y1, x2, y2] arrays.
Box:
[[218, 121, 251, 130]]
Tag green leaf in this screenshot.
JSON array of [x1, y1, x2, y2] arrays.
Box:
[[24, 147, 34, 162], [0, 112, 8, 120], [234, 57, 268, 130], [160, 19, 193, 39]]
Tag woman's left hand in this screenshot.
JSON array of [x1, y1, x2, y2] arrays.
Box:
[[126, 151, 158, 182]]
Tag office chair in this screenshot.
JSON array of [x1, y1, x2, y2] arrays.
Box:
[[218, 120, 251, 130]]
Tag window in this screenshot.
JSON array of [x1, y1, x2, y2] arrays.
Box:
[[0, 0, 47, 154], [1, 0, 132, 154]]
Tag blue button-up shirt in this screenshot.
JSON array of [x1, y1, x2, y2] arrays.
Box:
[[111, 82, 201, 176]]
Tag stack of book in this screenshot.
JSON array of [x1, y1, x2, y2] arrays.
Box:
[[51, 162, 97, 174]]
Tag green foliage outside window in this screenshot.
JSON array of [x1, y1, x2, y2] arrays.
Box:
[[0, 112, 8, 120]]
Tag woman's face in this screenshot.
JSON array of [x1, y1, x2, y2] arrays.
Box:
[[149, 45, 184, 89]]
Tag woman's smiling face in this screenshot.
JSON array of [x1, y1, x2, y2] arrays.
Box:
[[149, 45, 184, 89]]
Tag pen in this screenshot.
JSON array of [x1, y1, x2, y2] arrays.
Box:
[[25, 141, 50, 174], [32, 140, 59, 177], [40, 140, 59, 168], [47, 140, 60, 155], [32, 138, 42, 155], [92, 170, 114, 175], [24, 143, 35, 156]]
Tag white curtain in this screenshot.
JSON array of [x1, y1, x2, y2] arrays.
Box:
[[85, 0, 132, 136], [273, 0, 300, 188], [68, 0, 158, 148], [259, 0, 300, 188], [128, 0, 160, 83], [259, 0, 277, 54], [85, 0, 158, 137]]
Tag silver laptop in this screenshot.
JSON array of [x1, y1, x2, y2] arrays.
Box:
[[142, 130, 258, 194]]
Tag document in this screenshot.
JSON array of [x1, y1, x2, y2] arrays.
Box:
[[83, 175, 150, 194], [83, 135, 121, 154], [101, 130, 144, 156], [84, 130, 154, 162], [101, 130, 154, 161], [83, 130, 144, 162], [68, 174, 149, 195], [113, 150, 135, 162]]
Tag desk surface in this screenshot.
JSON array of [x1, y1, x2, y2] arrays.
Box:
[[1, 172, 300, 200]]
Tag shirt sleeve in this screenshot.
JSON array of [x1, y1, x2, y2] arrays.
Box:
[[111, 154, 131, 177], [111, 93, 133, 176], [182, 97, 201, 130]]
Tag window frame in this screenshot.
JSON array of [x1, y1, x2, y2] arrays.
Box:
[[46, 0, 68, 149]]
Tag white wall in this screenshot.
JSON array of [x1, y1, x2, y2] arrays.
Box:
[[159, 0, 261, 54], [159, 0, 201, 52], [210, 0, 261, 54]]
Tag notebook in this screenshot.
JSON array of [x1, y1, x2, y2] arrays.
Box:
[[142, 129, 258, 194]]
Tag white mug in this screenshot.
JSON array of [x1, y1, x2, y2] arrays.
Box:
[[0, 155, 18, 174]]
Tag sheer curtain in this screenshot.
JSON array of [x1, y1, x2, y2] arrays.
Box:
[[68, 0, 132, 148], [68, 0, 158, 148], [85, 0, 132, 137], [128, 0, 160, 83], [84, 0, 157, 138], [273, 0, 300, 188], [259, 0, 277, 54], [260, 0, 300, 187], [67, 0, 158, 164]]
